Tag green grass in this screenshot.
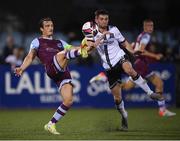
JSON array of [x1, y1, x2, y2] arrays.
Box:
[[0, 108, 180, 140]]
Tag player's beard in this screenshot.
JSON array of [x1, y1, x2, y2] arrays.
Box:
[[99, 25, 108, 31]]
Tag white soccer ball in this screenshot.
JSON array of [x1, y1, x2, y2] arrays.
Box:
[[82, 21, 98, 39]]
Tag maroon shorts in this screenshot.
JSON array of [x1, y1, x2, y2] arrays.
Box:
[[134, 58, 151, 78], [45, 61, 72, 90]]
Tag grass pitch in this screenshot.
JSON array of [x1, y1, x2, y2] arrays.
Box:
[[0, 108, 180, 140]]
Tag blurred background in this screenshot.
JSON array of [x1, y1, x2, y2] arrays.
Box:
[[0, 0, 180, 108], [1, 0, 180, 140]]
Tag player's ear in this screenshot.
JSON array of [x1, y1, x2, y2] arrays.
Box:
[[40, 27, 43, 32]]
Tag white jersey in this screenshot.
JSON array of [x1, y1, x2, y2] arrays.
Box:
[[94, 26, 126, 70]]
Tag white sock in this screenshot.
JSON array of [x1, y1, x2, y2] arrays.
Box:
[[115, 100, 128, 118], [158, 100, 166, 111], [131, 75, 153, 95]]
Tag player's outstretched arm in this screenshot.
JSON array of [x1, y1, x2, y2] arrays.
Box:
[[138, 43, 163, 60], [14, 49, 37, 76], [121, 40, 135, 54], [142, 50, 163, 60]]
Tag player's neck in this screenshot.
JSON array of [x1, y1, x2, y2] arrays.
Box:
[[41, 35, 53, 40], [99, 27, 107, 34], [143, 30, 151, 34]]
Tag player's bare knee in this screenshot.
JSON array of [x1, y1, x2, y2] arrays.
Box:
[[56, 52, 65, 61], [126, 68, 137, 77], [57, 50, 66, 56], [114, 98, 122, 104], [55, 52, 68, 70]]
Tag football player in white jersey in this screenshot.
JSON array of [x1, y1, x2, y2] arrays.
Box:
[[90, 19, 176, 117], [83, 9, 164, 131]]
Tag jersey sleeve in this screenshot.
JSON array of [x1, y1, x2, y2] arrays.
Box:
[[114, 26, 125, 43], [29, 38, 39, 51], [140, 33, 151, 45], [60, 40, 72, 50]]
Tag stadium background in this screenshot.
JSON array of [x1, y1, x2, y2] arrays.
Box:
[[0, 0, 180, 139]]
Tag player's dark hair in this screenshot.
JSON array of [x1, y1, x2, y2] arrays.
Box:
[[95, 9, 109, 17], [39, 17, 53, 28], [143, 19, 153, 23]]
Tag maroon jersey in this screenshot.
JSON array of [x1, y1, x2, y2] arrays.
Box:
[[37, 38, 63, 68], [30, 37, 72, 89], [133, 32, 154, 78]]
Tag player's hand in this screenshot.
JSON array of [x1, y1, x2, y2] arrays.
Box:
[[14, 67, 23, 77], [94, 38, 103, 47], [94, 32, 111, 47], [155, 54, 163, 60]]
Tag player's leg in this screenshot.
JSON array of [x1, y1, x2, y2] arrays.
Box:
[[64, 38, 90, 59], [122, 61, 164, 101], [55, 52, 69, 70], [148, 74, 176, 117], [50, 83, 73, 123], [55, 41, 89, 69], [106, 66, 128, 131], [44, 61, 73, 135], [111, 83, 128, 131], [44, 83, 73, 135], [122, 61, 152, 94], [121, 79, 135, 91]]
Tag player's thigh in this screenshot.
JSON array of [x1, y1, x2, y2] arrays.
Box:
[[122, 61, 136, 76], [56, 51, 68, 69], [60, 83, 73, 101], [111, 83, 122, 98], [148, 74, 163, 88]]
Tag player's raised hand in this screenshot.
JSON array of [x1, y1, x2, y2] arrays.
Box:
[[156, 53, 163, 60], [14, 67, 23, 77], [94, 32, 111, 47]]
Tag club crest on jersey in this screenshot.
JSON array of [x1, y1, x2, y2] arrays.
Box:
[[46, 48, 59, 52], [57, 43, 62, 48], [110, 33, 114, 38], [103, 40, 114, 45]]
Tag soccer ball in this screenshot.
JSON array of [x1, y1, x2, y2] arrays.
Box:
[[82, 21, 98, 41]]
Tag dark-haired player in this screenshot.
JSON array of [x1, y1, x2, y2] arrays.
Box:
[[14, 17, 99, 135]]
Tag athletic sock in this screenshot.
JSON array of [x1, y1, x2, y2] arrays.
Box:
[[115, 100, 127, 118], [158, 100, 166, 112], [50, 103, 70, 124], [131, 74, 153, 95], [65, 49, 80, 59]]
